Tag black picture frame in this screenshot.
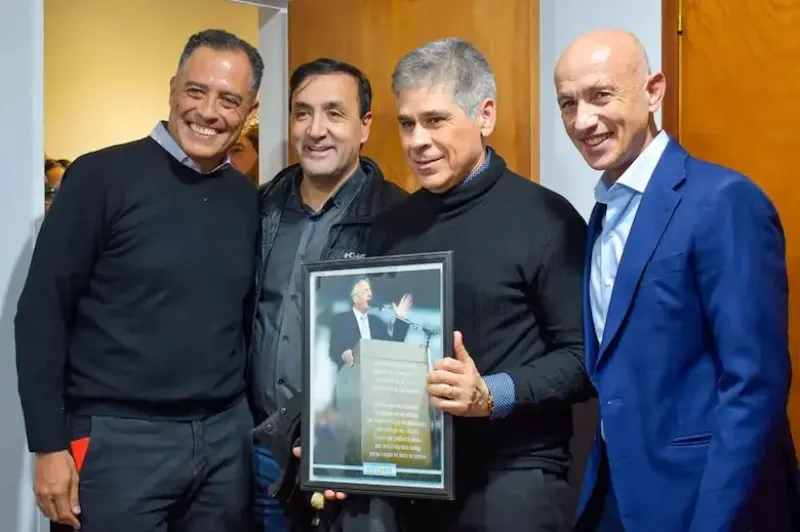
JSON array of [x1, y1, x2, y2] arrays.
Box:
[[300, 251, 454, 500]]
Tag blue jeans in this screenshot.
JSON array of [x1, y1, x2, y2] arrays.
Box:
[[253, 443, 287, 532]]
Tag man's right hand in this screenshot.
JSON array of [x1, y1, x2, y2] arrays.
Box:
[[341, 349, 355, 367], [292, 447, 348, 501], [34, 450, 81, 528]]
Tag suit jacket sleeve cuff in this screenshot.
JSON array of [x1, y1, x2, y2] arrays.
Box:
[[483, 372, 515, 420]]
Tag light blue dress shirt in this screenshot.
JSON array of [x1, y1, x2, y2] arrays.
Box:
[[591, 131, 669, 437], [150, 121, 231, 173]]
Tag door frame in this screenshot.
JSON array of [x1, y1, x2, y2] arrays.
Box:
[[661, 0, 680, 139]]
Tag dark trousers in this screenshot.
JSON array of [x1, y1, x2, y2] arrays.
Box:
[[55, 398, 253, 532], [407, 467, 573, 532], [575, 444, 624, 532]]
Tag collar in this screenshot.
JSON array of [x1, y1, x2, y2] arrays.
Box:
[[150, 121, 231, 174], [422, 146, 507, 216], [461, 148, 492, 186], [352, 307, 368, 319], [290, 164, 367, 213], [594, 130, 670, 203]]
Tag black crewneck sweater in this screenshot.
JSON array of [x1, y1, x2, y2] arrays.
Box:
[[15, 137, 259, 453], [369, 150, 590, 471]]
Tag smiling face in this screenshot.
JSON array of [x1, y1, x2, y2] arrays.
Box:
[[396, 84, 495, 193], [554, 34, 665, 181], [167, 46, 258, 172], [290, 73, 371, 182]]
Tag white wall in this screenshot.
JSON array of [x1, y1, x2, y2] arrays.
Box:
[[0, 1, 47, 531], [539, 1, 663, 220], [257, 5, 289, 183]]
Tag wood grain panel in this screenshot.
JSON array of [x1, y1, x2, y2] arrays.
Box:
[[667, 0, 800, 453], [288, 0, 538, 192]]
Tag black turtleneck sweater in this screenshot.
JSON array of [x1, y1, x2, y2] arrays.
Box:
[[368, 150, 590, 473]]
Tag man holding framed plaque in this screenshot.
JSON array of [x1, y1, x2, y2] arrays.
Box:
[[248, 58, 407, 532], [363, 38, 592, 531]]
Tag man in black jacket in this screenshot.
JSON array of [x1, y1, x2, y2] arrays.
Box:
[[248, 58, 407, 532], [366, 38, 593, 532]]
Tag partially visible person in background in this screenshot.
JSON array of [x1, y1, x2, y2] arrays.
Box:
[[45, 158, 66, 188], [229, 119, 260, 185], [44, 158, 69, 212]]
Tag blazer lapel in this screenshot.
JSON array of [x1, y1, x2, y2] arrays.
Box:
[[596, 141, 688, 369], [583, 202, 606, 374]]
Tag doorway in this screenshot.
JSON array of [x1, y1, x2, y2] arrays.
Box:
[[662, 0, 800, 455]]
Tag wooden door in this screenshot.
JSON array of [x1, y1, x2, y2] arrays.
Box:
[[287, 0, 539, 192], [663, 0, 800, 454]]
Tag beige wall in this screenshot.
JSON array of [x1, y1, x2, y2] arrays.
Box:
[[45, 0, 259, 161]]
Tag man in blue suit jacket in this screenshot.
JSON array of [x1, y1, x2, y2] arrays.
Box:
[[554, 29, 800, 531]]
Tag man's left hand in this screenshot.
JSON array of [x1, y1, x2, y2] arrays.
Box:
[[427, 331, 491, 417]]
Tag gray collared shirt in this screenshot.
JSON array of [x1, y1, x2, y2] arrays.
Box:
[[150, 121, 231, 173], [256, 167, 367, 414]]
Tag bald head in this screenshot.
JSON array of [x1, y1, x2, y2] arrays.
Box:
[[556, 29, 651, 86], [553, 29, 666, 182]]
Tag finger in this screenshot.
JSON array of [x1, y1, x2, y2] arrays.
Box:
[[430, 396, 464, 415], [427, 383, 459, 400], [453, 331, 469, 362], [36, 494, 58, 522], [69, 475, 81, 515], [324, 490, 338, 500], [433, 357, 466, 374], [427, 369, 461, 386], [292, 447, 302, 458], [53, 493, 80, 528]]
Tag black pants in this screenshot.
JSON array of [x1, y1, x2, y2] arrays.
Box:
[[407, 467, 573, 532], [55, 398, 253, 532]]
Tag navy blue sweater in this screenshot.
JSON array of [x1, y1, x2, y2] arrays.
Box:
[[15, 137, 258, 452]]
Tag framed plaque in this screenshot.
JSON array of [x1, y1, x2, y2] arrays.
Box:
[[300, 251, 454, 500]]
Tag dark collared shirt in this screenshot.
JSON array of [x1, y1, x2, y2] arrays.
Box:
[[257, 167, 366, 413]]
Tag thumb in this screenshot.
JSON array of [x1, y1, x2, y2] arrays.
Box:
[[69, 471, 80, 514], [453, 331, 469, 362]]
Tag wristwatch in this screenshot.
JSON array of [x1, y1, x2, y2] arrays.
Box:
[[485, 386, 494, 417]]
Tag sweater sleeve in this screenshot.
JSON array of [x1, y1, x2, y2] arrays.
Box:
[[15, 156, 110, 453], [503, 204, 592, 411]]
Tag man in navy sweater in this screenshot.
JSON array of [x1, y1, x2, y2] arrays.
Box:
[[15, 29, 262, 531]]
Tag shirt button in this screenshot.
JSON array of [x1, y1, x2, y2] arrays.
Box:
[[282, 335, 288, 341], [604, 279, 613, 287], [291, 294, 298, 301], [277, 378, 284, 385], [280, 407, 287, 414]]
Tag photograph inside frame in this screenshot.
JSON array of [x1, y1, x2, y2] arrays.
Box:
[[302, 253, 452, 498]]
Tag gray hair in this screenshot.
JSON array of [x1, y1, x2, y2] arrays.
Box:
[[391, 38, 496, 118], [350, 277, 371, 301]]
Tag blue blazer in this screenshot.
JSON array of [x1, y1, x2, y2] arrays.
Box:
[[575, 138, 800, 531]]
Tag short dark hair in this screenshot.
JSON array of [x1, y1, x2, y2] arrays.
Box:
[[44, 159, 63, 172], [289, 58, 372, 118], [177, 29, 264, 93]]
